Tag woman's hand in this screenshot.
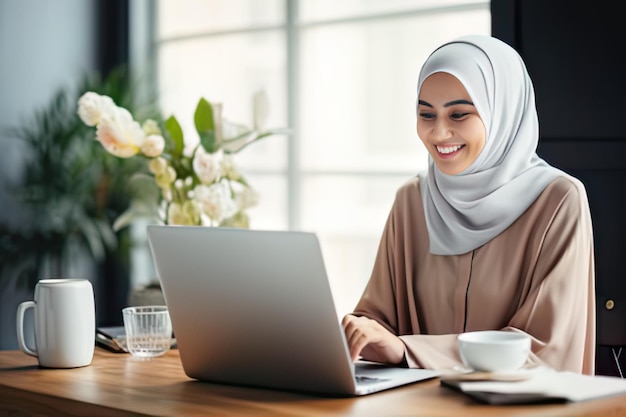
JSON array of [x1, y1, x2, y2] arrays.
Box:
[[341, 314, 405, 364]]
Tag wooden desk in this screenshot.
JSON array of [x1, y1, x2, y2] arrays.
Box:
[[1, 349, 625, 417]]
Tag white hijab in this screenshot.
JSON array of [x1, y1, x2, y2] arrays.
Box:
[[417, 35, 562, 255]]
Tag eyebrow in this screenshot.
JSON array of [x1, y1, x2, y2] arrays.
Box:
[[418, 99, 474, 107]]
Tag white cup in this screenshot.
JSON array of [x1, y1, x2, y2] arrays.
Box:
[[16, 278, 95, 368], [458, 330, 531, 372]]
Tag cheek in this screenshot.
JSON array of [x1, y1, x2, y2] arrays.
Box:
[[468, 121, 487, 152], [416, 122, 428, 144]]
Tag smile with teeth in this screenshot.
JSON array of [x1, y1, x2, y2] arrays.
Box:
[[436, 144, 465, 155]]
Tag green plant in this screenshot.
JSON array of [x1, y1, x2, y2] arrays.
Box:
[[0, 67, 159, 293]]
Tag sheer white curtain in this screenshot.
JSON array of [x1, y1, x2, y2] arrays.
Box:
[[152, 0, 491, 316]]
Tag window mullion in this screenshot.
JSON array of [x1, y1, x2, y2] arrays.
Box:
[[286, 0, 301, 230]]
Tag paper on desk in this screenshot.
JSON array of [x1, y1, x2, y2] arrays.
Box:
[[453, 370, 626, 402]]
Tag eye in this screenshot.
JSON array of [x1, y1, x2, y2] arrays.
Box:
[[451, 112, 470, 120], [419, 112, 436, 120]]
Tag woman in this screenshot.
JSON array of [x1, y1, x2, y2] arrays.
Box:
[[342, 35, 595, 374]]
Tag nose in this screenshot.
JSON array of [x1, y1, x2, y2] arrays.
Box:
[[431, 118, 453, 142]]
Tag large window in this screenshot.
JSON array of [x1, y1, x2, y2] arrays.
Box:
[[148, 0, 490, 316]]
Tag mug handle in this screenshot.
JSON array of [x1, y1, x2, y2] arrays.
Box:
[[16, 301, 38, 357]]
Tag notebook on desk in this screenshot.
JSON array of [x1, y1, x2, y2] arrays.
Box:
[[146, 225, 440, 396]]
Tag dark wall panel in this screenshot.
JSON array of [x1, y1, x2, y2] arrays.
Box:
[[517, 1, 626, 139], [492, 0, 626, 377]]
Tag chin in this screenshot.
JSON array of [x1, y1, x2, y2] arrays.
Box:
[[435, 165, 463, 176]]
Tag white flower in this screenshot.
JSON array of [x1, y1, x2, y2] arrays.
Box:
[[162, 188, 173, 202], [77, 92, 284, 229], [149, 157, 167, 175], [141, 134, 165, 157], [167, 202, 197, 225], [193, 147, 222, 184], [183, 200, 201, 222], [142, 119, 162, 136], [235, 186, 259, 210], [221, 154, 241, 180], [77, 92, 116, 127], [155, 166, 177, 189], [194, 182, 237, 224], [95, 107, 145, 158]]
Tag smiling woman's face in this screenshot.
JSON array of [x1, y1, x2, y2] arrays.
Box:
[[417, 72, 486, 175]]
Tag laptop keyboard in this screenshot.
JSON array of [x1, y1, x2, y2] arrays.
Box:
[[355, 375, 387, 385]]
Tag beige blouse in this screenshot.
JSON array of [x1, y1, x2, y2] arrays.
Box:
[[353, 176, 596, 374]]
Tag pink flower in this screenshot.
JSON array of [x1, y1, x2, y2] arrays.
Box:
[[193, 147, 222, 184], [95, 107, 145, 158]]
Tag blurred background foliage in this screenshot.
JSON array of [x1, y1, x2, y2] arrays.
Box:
[[0, 66, 161, 295]]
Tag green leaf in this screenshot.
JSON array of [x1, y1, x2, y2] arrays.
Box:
[[165, 115, 184, 156], [232, 176, 250, 187], [194, 98, 214, 131], [222, 131, 255, 153], [75, 214, 106, 262], [194, 98, 217, 152], [223, 128, 290, 154], [127, 172, 160, 201], [94, 218, 118, 251], [113, 208, 139, 232], [198, 131, 217, 153], [113, 201, 161, 231]]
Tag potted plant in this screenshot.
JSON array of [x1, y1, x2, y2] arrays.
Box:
[[0, 67, 160, 325]]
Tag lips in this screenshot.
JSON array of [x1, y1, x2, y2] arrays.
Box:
[[436, 144, 465, 156]]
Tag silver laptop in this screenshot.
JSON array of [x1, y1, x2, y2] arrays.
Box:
[[147, 225, 440, 396]]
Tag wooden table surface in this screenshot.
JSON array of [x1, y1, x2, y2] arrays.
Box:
[[1, 348, 625, 417]]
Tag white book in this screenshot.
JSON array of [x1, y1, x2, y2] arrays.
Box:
[[441, 369, 626, 405]]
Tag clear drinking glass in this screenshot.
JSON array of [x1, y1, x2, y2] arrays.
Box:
[[122, 306, 172, 358]]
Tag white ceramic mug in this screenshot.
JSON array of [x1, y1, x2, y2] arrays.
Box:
[[16, 278, 95, 368]]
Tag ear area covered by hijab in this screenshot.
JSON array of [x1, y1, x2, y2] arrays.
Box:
[[417, 34, 563, 255]]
